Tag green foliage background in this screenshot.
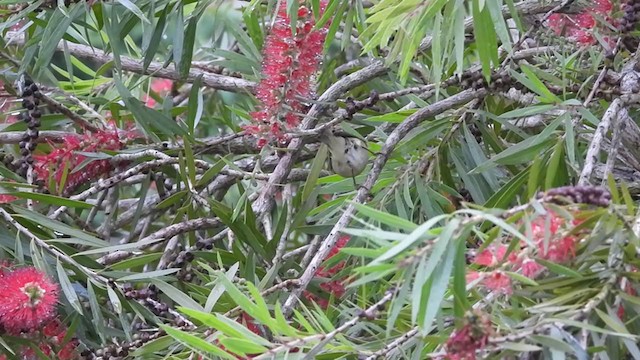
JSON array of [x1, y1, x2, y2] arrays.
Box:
[[0, 0, 639, 359]]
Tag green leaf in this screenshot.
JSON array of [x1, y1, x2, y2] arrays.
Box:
[[172, 6, 185, 73], [519, 64, 562, 103], [114, 75, 191, 141], [186, 75, 204, 133], [530, 335, 574, 353], [536, 258, 583, 278], [87, 281, 106, 342], [505, 271, 539, 286], [178, 307, 272, 347], [160, 325, 236, 359], [116, 0, 150, 23], [545, 138, 566, 190], [9, 192, 94, 209], [472, 114, 566, 173], [11, 206, 107, 248], [412, 219, 459, 323], [180, 15, 198, 78], [218, 337, 269, 356], [419, 236, 458, 333], [118, 269, 179, 281], [107, 285, 122, 314], [56, 260, 83, 314], [472, 0, 499, 79], [143, 5, 168, 70], [302, 145, 328, 202], [33, 4, 84, 78], [548, 317, 636, 339], [499, 105, 556, 119], [150, 279, 204, 311], [370, 215, 448, 265], [204, 263, 239, 313], [486, 0, 512, 52], [352, 202, 419, 232]]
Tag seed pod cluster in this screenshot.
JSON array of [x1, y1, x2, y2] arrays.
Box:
[[459, 70, 516, 92], [537, 185, 611, 207], [80, 326, 176, 360], [620, 0, 640, 51], [122, 283, 190, 326], [0, 153, 18, 173], [459, 70, 485, 90], [595, 74, 624, 100], [15, 75, 44, 188]]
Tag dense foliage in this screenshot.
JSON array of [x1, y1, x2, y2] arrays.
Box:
[[1, 0, 640, 359]]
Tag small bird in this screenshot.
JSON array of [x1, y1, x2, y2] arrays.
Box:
[[319, 129, 369, 185]]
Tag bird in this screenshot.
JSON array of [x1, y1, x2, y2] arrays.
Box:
[[319, 129, 369, 186]]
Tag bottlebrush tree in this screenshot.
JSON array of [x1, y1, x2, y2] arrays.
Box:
[[1, 0, 640, 359]]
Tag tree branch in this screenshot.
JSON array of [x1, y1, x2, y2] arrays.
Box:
[[5, 32, 256, 94]]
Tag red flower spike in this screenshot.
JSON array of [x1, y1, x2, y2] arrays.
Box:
[[473, 245, 514, 267], [239, 312, 261, 336], [444, 311, 493, 360], [33, 125, 134, 196], [466, 270, 512, 295], [529, 210, 578, 264], [19, 318, 79, 360], [0, 267, 58, 334], [305, 235, 350, 308], [519, 257, 544, 279], [482, 271, 512, 295], [143, 78, 174, 107], [547, 0, 614, 46], [468, 207, 585, 292], [248, 1, 329, 146], [0, 194, 17, 204]]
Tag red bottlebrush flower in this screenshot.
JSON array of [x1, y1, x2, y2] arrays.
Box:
[[316, 235, 349, 278], [0, 267, 58, 334], [519, 257, 544, 279], [547, 0, 613, 46], [529, 210, 579, 264], [617, 268, 639, 319], [304, 235, 350, 308], [33, 125, 131, 196], [444, 311, 493, 360], [151, 78, 173, 93], [247, 1, 329, 147], [466, 270, 512, 295], [143, 78, 174, 107], [19, 318, 79, 360], [0, 194, 17, 203], [473, 245, 515, 267], [482, 271, 512, 295], [239, 312, 261, 336]]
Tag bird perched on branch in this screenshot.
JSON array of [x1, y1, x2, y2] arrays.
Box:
[[319, 128, 369, 186]]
